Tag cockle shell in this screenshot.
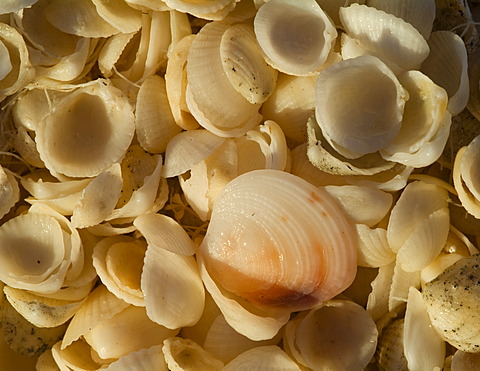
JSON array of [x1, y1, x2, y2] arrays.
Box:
[[35, 79, 135, 178], [104, 344, 167, 371], [315, 55, 407, 159], [423, 254, 480, 352], [223, 345, 301, 370], [198, 169, 357, 340], [163, 337, 224, 371], [254, 0, 337, 76], [375, 318, 408, 371], [0, 165, 19, 219], [285, 300, 378, 371], [339, 3, 429, 73], [0, 0, 39, 14]]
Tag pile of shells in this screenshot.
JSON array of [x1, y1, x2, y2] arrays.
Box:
[[1, 0, 480, 370]]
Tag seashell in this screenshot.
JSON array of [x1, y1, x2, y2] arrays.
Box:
[[220, 23, 277, 105], [125, 0, 170, 11], [71, 163, 123, 228], [83, 304, 179, 360], [366, 261, 394, 321], [387, 181, 450, 272], [254, 0, 337, 76], [223, 345, 301, 371], [375, 318, 408, 371], [92, 235, 147, 306], [3, 285, 85, 328], [380, 70, 452, 168], [261, 73, 316, 147], [104, 344, 168, 371], [339, 4, 430, 73], [420, 31, 469, 116], [366, 0, 436, 39], [403, 287, 446, 370], [141, 236, 205, 329], [0, 211, 74, 294], [344, 163, 414, 193], [315, 55, 407, 159], [0, 22, 35, 101], [44, 0, 120, 38], [198, 169, 357, 340], [451, 349, 480, 370], [286, 300, 378, 371], [163, 336, 224, 371], [134, 213, 196, 256], [97, 30, 137, 78], [423, 254, 480, 352], [290, 143, 348, 187], [61, 285, 130, 349], [35, 80, 135, 178], [36, 349, 58, 370], [307, 116, 397, 177], [135, 74, 182, 154], [0, 0, 39, 14], [186, 21, 262, 137], [51, 340, 101, 370], [317, 0, 366, 27], [203, 314, 282, 364], [323, 185, 393, 227], [453, 135, 480, 219], [0, 165, 19, 219], [165, 34, 199, 130], [91, 0, 142, 34], [355, 224, 396, 268], [12, 125, 45, 168], [0, 294, 67, 359], [162, 129, 225, 178], [388, 258, 421, 312]]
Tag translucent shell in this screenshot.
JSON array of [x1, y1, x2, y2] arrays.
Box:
[[198, 169, 357, 340], [0, 166, 19, 219], [35, 80, 135, 178], [163, 337, 224, 371], [223, 345, 301, 370], [254, 0, 337, 76], [315, 55, 407, 159], [339, 3, 429, 73]]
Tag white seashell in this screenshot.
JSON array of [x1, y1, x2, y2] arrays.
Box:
[[35, 80, 135, 178], [453, 135, 480, 219], [366, 0, 435, 39], [135, 75, 182, 154], [339, 4, 429, 73], [71, 163, 123, 228], [141, 238, 205, 329], [97, 31, 137, 78], [186, 21, 262, 137], [317, 0, 366, 26], [387, 181, 450, 272], [162, 129, 225, 178], [420, 31, 469, 116], [83, 304, 179, 360], [165, 34, 199, 130], [380, 70, 452, 168], [403, 287, 446, 370], [0, 166, 19, 219], [451, 350, 480, 370], [134, 213, 196, 256], [0, 0, 39, 14], [163, 336, 224, 371], [61, 285, 130, 349], [198, 169, 357, 340], [344, 163, 414, 192], [287, 300, 378, 371], [3, 285, 85, 328], [423, 254, 480, 353], [0, 22, 34, 101], [366, 261, 394, 321], [203, 314, 281, 364], [44, 0, 120, 38], [92, 235, 147, 306], [323, 185, 393, 227], [355, 224, 396, 268], [221, 23, 277, 104], [104, 344, 168, 371], [316, 55, 407, 159], [223, 345, 301, 371], [261, 73, 316, 147], [91, 0, 142, 34], [51, 339, 101, 370], [389, 258, 421, 312]]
